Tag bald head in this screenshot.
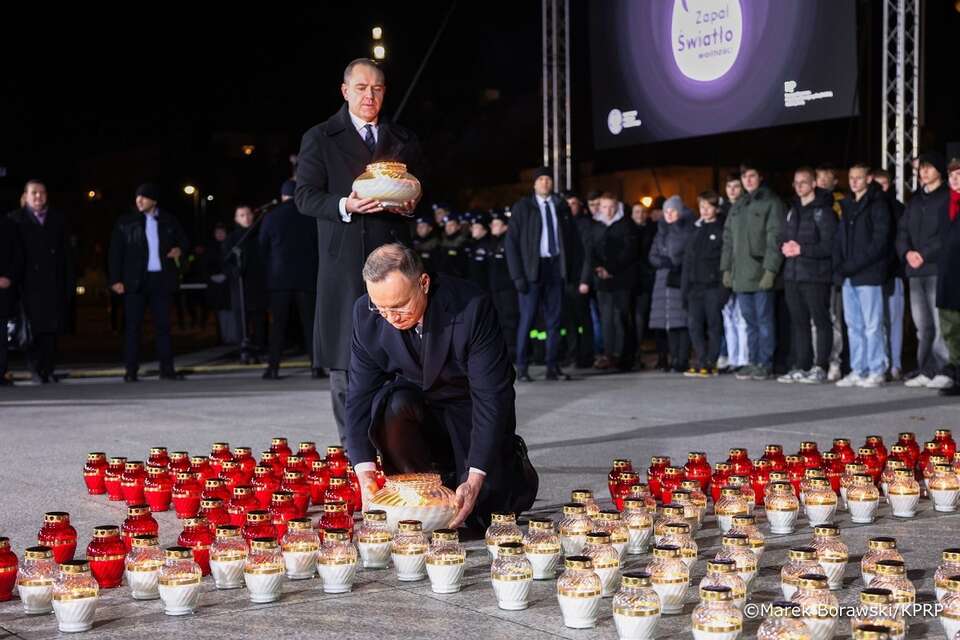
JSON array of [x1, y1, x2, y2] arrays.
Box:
[[363, 243, 429, 330], [362, 243, 423, 283]]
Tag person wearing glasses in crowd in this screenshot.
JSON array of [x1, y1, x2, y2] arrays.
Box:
[[344, 243, 538, 531]]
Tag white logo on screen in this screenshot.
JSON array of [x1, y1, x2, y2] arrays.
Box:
[[607, 109, 641, 135], [671, 0, 743, 82]]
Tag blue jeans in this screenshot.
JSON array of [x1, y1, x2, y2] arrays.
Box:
[[842, 280, 888, 376], [884, 278, 904, 371], [738, 291, 775, 368], [908, 275, 949, 375]]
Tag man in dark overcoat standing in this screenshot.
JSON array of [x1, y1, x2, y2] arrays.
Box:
[[295, 58, 425, 441]]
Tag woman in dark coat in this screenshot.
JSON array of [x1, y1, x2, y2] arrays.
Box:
[[648, 195, 695, 372], [8, 182, 73, 382]]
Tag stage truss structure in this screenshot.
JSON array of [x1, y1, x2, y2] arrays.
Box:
[[881, 0, 921, 202], [542, 0, 572, 191]]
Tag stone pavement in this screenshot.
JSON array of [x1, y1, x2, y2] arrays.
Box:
[[0, 366, 959, 639]]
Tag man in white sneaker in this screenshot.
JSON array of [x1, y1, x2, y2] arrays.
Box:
[[897, 152, 952, 390], [815, 164, 846, 382], [777, 167, 837, 384], [833, 163, 892, 389]]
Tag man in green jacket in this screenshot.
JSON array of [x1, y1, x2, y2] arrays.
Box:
[[720, 161, 786, 380]]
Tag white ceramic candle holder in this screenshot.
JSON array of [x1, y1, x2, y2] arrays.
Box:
[[53, 596, 98, 633], [559, 594, 602, 629], [210, 558, 245, 589], [492, 577, 531, 610]]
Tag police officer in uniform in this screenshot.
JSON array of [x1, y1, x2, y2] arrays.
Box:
[[438, 212, 468, 277], [412, 215, 440, 275], [466, 211, 495, 289]]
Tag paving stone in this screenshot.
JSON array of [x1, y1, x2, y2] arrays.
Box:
[[0, 367, 958, 638]]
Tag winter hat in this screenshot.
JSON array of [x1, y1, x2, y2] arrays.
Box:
[[470, 211, 490, 227], [662, 195, 684, 213], [280, 179, 296, 197], [135, 183, 161, 201], [532, 167, 552, 180], [918, 151, 946, 178]]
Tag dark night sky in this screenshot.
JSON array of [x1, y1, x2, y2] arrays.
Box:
[[1, 1, 958, 253]]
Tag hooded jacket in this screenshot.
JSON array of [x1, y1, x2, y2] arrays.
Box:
[[649, 203, 695, 330], [720, 184, 786, 293], [896, 181, 949, 278], [780, 187, 838, 284], [834, 182, 891, 287], [581, 210, 638, 292]]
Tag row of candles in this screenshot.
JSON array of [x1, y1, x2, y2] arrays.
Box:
[[1, 430, 957, 636], [80, 439, 374, 518], [607, 429, 960, 526], [7, 505, 960, 640]]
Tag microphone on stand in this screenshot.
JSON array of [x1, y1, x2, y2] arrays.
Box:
[[253, 199, 279, 214]]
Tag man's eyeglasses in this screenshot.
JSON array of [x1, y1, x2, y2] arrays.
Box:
[[368, 276, 428, 318], [367, 300, 418, 318]]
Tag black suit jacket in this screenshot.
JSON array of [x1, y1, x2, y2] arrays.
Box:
[[108, 209, 190, 294], [295, 103, 426, 369], [504, 193, 575, 288], [8, 208, 72, 333], [258, 200, 318, 292], [345, 275, 534, 509]]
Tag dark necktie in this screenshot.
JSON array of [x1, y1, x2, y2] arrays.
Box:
[[544, 199, 558, 257], [408, 324, 423, 363], [34, 212, 46, 226], [362, 124, 376, 154]]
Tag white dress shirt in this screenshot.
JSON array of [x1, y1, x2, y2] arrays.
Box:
[[338, 112, 380, 223], [145, 210, 162, 272], [536, 195, 559, 258]]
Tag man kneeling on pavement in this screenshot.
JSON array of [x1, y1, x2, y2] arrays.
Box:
[[345, 243, 538, 530]]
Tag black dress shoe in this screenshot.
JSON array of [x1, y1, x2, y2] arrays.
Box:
[[159, 370, 184, 381], [545, 367, 572, 381], [123, 373, 139, 383], [262, 367, 280, 380], [311, 367, 328, 379], [0, 377, 14, 387], [517, 369, 534, 382], [940, 385, 960, 397]]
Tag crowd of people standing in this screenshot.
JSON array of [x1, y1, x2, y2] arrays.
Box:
[[2, 152, 959, 398]]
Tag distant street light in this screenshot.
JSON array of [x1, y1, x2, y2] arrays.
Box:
[[372, 26, 383, 40], [183, 185, 197, 196], [241, 145, 255, 156], [207, 195, 214, 202], [640, 196, 654, 208], [373, 44, 386, 60], [86, 190, 98, 201]]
